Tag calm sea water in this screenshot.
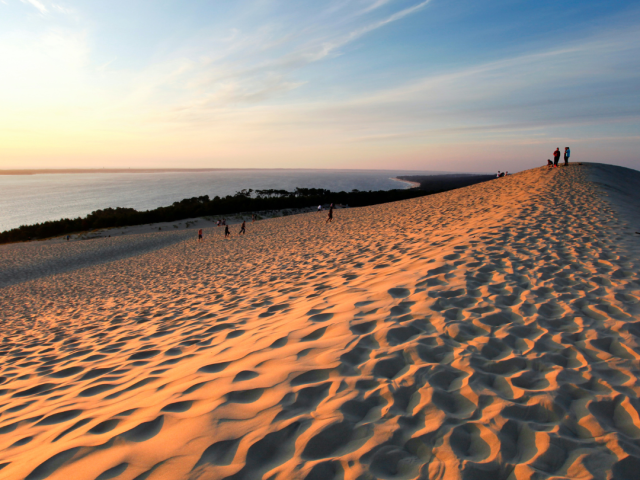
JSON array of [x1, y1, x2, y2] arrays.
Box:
[[0, 169, 438, 232]]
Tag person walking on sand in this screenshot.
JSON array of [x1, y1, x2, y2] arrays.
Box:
[[198, 228, 203, 242], [553, 148, 561, 167], [252, 214, 255, 223], [225, 225, 230, 238], [326, 204, 333, 224], [564, 147, 570, 166], [239, 221, 246, 235]]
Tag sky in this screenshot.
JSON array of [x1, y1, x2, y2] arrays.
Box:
[[1, 0, 639, 172]]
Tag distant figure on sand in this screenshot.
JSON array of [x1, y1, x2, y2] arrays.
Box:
[[553, 148, 561, 167], [225, 225, 230, 238], [547, 159, 553, 168], [564, 147, 570, 166], [318, 205, 322, 212], [252, 214, 255, 223], [217, 219, 221, 227], [239, 221, 246, 235], [326, 205, 333, 224], [198, 228, 203, 242]]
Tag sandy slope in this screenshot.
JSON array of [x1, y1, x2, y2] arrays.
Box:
[[1, 163, 639, 480]]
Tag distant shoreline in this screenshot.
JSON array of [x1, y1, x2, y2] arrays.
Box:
[[396, 174, 495, 193], [390, 177, 420, 189]]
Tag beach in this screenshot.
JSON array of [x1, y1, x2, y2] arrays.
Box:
[[1, 163, 639, 480]]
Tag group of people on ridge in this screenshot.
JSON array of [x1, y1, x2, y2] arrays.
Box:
[[548, 147, 571, 168]]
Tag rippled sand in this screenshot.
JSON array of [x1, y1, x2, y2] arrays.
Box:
[[1, 163, 639, 480]]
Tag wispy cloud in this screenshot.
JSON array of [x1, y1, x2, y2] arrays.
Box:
[[309, 0, 432, 62], [2, 0, 639, 170], [96, 57, 117, 72], [95, 0, 434, 122], [360, 0, 395, 14], [153, 21, 640, 155], [21, 0, 47, 14]]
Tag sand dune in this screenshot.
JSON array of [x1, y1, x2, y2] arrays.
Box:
[[1, 163, 639, 480]]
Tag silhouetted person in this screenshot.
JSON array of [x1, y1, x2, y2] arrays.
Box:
[[239, 221, 246, 235], [198, 228, 203, 242], [326, 205, 333, 224], [547, 159, 553, 169], [553, 148, 560, 167], [564, 147, 570, 166], [225, 225, 230, 238]]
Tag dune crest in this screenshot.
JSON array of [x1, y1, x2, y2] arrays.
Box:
[[1, 164, 639, 480]]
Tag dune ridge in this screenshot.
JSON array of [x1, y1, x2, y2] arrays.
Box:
[[1, 164, 639, 480]]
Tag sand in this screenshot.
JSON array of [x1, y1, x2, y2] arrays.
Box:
[[1, 163, 639, 480], [29, 206, 326, 247]]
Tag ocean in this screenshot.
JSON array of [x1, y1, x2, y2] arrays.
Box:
[[0, 169, 438, 232]]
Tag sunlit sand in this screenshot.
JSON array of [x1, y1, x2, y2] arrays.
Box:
[[1, 163, 639, 480]]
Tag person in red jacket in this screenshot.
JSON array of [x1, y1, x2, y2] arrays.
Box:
[[553, 148, 561, 167]]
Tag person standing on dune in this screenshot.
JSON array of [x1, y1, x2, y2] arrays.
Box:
[[225, 225, 230, 238], [239, 221, 246, 235], [198, 228, 203, 242], [553, 148, 561, 167], [564, 147, 570, 166], [326, 204, 333, 224]]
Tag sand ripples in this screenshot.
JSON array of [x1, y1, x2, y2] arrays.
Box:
[[1, 164, 640, 479]]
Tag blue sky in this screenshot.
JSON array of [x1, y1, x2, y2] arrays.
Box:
[[1, 0, 639, 171]]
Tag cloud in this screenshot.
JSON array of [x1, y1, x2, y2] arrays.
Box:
[[138, 20, 639, 161], [94, 0, 434, 127], [51, 3, 74, 16], [3, 0, 639, 170], [96, 57, 117, 72], [21, 0, 47, 14], [290, 25, 640, 136], [360, 0, 395, 14], [307, 0, 432, 62]]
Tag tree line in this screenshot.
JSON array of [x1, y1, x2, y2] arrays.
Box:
[[0, 187, 431, 244]]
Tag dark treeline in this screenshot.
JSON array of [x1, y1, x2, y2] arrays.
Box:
[[397, 174, 495, 194], [1, 175, 498, 244], [1, 187, 431, 244]]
